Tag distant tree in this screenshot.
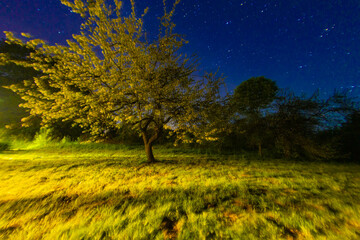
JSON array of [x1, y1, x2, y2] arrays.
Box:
[[269, 89, 355, 160], [270, 90, 322, 159], [231, 76, 278, 156], [339, 109, 360, 162], [232, 76, 278, 114], [2, 0, 224, 162]]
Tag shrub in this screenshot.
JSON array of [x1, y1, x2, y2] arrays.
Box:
[[0, 142, 10, 151]]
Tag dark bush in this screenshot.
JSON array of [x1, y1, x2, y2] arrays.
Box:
[[0, 142, 10, 151]]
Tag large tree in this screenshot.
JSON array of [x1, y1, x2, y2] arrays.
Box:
[[231, 76, 278, 156], [1, 0, 223, 162]]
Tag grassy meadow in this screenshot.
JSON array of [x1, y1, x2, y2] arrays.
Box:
[[0, 141, 360, 239]]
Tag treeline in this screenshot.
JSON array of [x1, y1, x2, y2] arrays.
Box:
[[222, 78, 358, 161], [1, 39, 358, 162]]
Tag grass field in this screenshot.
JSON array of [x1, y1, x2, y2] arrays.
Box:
[[0, 143, 359, 239]]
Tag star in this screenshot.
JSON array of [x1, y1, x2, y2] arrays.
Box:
[[1, 0, 359, 99]]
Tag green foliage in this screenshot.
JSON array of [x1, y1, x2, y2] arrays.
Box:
[[45, 119, 84, 141], [0, 39, 39, 85], [31, 128, 54, 148], [0, 39, 40, 130], [230, 76, 278, 156], [0, 39, 85, 141], [0, 142, 10, 151], [2, 0, 224, 162], [231, 76, 278, 114], [1, 117, 41, 141]]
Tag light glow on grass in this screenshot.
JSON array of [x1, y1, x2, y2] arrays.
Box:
[[0, 145, 359, 239]]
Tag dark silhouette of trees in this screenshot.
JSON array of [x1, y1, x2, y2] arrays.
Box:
[[339, 109, 360, 162], [269, 90, 356, 160], [226, 78, 357, 160], [230, 76, 278, 156], [232, 76, 278, 114], [269, 90, 329, 159]]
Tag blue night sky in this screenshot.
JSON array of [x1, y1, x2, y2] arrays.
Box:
[[1, 0, 359, 97]]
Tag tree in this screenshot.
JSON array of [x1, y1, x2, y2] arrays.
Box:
[[232, 76, 278, 114], [231, 76, 278, 156], [0, 39, 41, 139], [0, 39, 38, 122], [0, 39, 85, 141], [270, 90, 322, 159], [338, 109, 360, 162], [269, 89, 355, 160], [1, 0, 223, 162]]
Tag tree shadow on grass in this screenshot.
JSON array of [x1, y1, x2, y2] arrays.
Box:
[[1, 180, 345, 239], [0, 184, 242, 237], [1, 149, 33, 155], [12, 154, 238, 173]]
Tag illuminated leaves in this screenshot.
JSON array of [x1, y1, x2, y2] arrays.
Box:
[[3, 0, 224, 161]]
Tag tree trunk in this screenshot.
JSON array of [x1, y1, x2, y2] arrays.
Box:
[[142, 131, 159, 163], [258, 143, 262, 157], [144, 141, 156, 163]]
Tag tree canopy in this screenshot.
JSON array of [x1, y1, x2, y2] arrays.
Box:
[[0, 0, 224, 162], [230, 76, 278, 156], [232, 76, 278, 114], [0, 39, 40, 135]]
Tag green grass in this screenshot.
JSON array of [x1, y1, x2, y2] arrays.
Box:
[[0, 144, 359, 239]]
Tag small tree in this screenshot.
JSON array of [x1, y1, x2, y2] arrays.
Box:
[[1, 0, 224, 162], [231, 76, 278, 156]]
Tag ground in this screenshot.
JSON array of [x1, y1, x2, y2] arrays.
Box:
[[0, 143, 359, 239]]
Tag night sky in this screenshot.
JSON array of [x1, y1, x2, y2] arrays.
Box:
[[1, 0, 359, 97]]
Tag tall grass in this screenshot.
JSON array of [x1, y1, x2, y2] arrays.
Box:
[[0, 140, 359, 239]]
